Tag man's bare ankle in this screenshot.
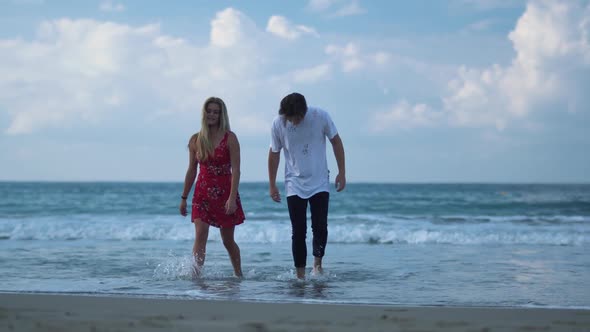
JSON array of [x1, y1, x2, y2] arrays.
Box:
[[313, 257, 324, 275], [314, 257, 322, 266], [296, 267, 306, 279]]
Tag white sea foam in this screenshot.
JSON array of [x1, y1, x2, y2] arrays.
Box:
[[1, 215, 588, 245]]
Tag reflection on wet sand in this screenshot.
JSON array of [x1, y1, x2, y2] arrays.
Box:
[[192, 277, 242, 297], [288, 279, 329, 299]]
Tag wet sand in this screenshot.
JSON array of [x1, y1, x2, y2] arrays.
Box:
[[1, 293, 589, 331]]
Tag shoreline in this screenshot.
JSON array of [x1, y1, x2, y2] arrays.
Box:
[[1, 293, 589, 331], [2, 290, 589, 311]]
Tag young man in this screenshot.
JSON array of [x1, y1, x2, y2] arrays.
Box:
[[268, 92, 346, 279]]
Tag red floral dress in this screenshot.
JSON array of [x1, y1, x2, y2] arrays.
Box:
[[191, 131, 245, 228]]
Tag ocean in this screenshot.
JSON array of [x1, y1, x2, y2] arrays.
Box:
[[0, 182, 589, 308]]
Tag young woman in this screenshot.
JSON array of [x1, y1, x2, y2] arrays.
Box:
[[179, 97, 245, 277]]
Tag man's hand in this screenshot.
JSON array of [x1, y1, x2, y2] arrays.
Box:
[[269, 185, 281, 202], [335, 173, 346, 192]]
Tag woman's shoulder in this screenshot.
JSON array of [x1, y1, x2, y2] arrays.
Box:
[[188, 132, 200, 148], [226, 130, 239, 142]]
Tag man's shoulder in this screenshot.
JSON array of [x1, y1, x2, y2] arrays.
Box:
[[307, 107, 333, 123], [271, 115, 283, 127], [308, 106, 330, 117], [271, 116, 285, 134], [308, 106, 326, 113]]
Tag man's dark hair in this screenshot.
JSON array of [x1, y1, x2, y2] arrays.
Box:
[[279, 92, 307, 118]]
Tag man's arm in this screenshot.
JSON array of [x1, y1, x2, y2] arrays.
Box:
[[329, 134, 346, 192], [268, 149, 281, 202]]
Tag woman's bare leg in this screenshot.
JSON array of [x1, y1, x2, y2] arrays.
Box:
[[193, 219, 210, 274], [220, 226, 242, 277]]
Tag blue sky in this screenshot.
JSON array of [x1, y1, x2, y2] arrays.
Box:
[[0, 0, 589, 183]]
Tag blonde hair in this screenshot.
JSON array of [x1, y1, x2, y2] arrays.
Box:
[[191, 97, 231, 162]]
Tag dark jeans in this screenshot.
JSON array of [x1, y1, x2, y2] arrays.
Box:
[[287, 191, 329, 268]]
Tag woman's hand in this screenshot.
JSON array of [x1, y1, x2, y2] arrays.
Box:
[[179, 199, 188, 216], [225, 197, 237, 214]]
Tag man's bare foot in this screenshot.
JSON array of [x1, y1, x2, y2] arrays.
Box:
[[312, 265, 324, 275], [313, 257, 323, 275], [296, 267, 305, 279]]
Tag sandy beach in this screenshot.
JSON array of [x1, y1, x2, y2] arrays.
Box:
[[0, 293, 588, 332]]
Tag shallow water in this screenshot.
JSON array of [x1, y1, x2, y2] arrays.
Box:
[[1, 182, 589, 308]]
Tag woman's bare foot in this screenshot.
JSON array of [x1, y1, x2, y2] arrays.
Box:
[[191, 263, 202, 279]]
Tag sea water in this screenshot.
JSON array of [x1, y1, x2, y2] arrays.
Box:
[[0, 182, 589, 308]]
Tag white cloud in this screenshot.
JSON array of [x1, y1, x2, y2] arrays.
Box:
[[0, 19, 163, 134], [325, 42, 391, 72], [331, 1, 367, 17], [371, 0, 590, 131], [307, 0, 338, 12], [99, 1, 125, 13], [326, 43, 362, 72], [104, 94, 122, 106], [266, 15, 318, 40], [2, 7, 378, 137], [371, 101, 440, 131], [465, 19, 497, 32], [306, 0, 366, 17], [455, 0, 526, 10], [292, 64, 332, 83], [443, 64, 510, 129], [373, 51, 391, 65], [0, 9, 286, 136], [210, 8, 255, 48]]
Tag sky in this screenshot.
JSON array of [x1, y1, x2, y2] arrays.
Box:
[[0, 0, 589, 183]]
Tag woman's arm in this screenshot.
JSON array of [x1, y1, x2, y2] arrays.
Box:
[[180, 135, 198, 216], [226, 131, 241, 214]]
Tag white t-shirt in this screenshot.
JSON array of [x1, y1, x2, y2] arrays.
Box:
[[270, 107, 338, 198]]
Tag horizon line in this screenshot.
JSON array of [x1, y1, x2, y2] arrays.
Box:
[[1, 180, 589, 185]]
